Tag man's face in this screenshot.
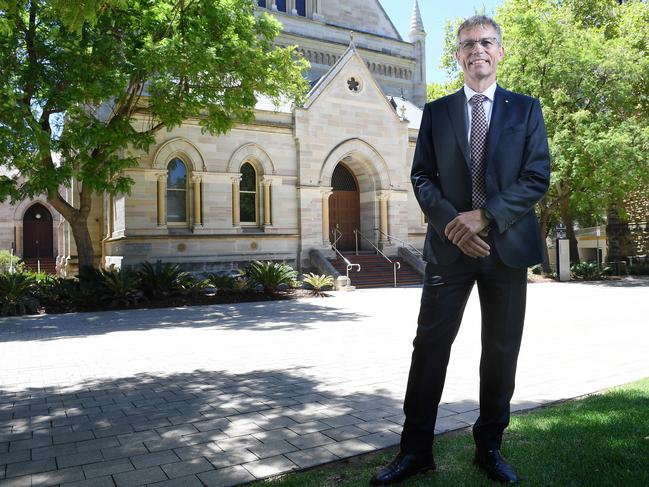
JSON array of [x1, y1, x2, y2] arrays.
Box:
[[455, 25, 504, 89]]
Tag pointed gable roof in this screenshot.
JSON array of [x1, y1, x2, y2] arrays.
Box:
[[303, 38, 402, 122]]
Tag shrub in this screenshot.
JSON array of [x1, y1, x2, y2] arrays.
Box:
[[206, 273, 237, 292], [0, 250, 25, 273], [99, 269, 143, 306], [177, 274, 210, 297], [138, 261, 189, 300], [0, 272, 39, 316], [302, 273, 334, 296], [245, 261, 298, 295], [571, 261, 612, 280]]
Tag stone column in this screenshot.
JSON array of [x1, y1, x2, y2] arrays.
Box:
[[262, 177, 272, 227], [321, 189, 332, 245], [378, 191, 390, 244], [108, 194, 114, 237], [231, 176, 241, 227], [156, 174, 166, 226], [313, 0, 324, 20], [14, 224, 22, 256], [192, 175, 202, 226]]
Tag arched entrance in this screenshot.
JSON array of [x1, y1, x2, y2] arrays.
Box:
[[23, 203, 54, 259], [329, 163, 360, 250]]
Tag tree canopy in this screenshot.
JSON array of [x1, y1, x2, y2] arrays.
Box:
[[0, 0, 309, 270]]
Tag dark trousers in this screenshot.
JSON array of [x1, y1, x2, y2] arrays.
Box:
[[400, 248, 527, 454]]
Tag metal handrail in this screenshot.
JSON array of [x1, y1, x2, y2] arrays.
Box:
[[331, 228, 361, 278], [374, 228, 423, 256], [354, 228, 401, 287]]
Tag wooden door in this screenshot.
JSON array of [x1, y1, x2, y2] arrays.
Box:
[[23, 203, 54, 259], [329, 164, 360, 251]]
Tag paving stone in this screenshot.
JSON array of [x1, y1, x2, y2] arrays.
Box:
[[181, 430, 228, 446], [143, 438, 190, 453], [6, 458, 56, 478], [57, 449, 105, 468], [53, 430, 95, 445], [31, 466, 85, 486], [172, 444, 221, 462], [160, 458, 213, 479], [247, 439, 297, 459], [190, 419, 229, 433], [287, 421, 330, 435], [215, 436, 262, 452], [31, 442, 78, 460], [112, 466, 167, 487], [8, 436, 52, 451], [0, 451, 30, 466], [101, 444, 148, 461], [434, 414, 472, 434], [241, 455, 298, 478], [285, 431, 335, 450], [93, 425, 134, 439], [130, 451, 180, 469], [358, 431, 401, 449], [61, 475, 117, 487], [197, 465, 255, 487], [116, 431, 160, 445], [321, 425, 369, 442], [204, 450, 258, 469], [285, 446, 340, 469], [323, 438, 375, 458], [0, 474, 33, 487], [148, 475, 203, 487], [320, 414, 363, 428], [75, 437, 121, 452], [156, 424, 199, 439], [82, 459, 133, 479]]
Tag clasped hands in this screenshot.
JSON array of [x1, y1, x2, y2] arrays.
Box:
[[444, 209, 491, 258]]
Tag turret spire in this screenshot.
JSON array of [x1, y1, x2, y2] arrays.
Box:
[[409, 0, 425, 36]]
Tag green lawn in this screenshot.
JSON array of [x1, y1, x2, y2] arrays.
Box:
[[255, 378, 649, 486]]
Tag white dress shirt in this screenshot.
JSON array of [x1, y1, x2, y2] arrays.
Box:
[[463, 82, 497, 146]]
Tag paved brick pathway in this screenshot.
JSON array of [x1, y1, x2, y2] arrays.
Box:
[[1, 278, 648, 486]]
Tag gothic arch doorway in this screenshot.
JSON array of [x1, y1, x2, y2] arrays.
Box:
[[23, 203, 54, 259], [329, 163, 360, 251]]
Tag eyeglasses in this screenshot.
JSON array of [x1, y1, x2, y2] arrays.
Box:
[[458, 37, 500, 51]]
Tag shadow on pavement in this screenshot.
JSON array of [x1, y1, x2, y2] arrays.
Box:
[[0, 299, 368, 343]]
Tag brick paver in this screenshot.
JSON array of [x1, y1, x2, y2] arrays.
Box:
[[0, 279, 648, 485]]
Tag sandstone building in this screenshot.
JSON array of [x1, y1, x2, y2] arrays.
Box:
[[0, 0, 429, 277]]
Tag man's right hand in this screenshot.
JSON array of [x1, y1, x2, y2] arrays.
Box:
[[456, 234, 490, 258]]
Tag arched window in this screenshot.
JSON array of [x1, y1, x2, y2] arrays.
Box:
[[276, 0, 286, 12], [296, 0, 306, 16], [167, 158, 188, 223], [240, 162, 258, 224], [257, 0, 266, 7]]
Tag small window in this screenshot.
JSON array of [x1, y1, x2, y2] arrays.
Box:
[[257, 0, 266, 7], [275, 0, 286, 12], [296, 0, 306, 16], [240, 162, 258, 224], [167, 158, 187, 223]]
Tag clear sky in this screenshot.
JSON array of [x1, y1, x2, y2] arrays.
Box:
[[377, 0, 503, 84]]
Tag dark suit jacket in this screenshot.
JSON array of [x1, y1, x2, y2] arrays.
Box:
[[412, 85, 551, 269]]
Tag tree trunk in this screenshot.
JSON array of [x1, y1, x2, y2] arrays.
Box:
[[46, 187, 95, 275], [558, 182, 580, 263]]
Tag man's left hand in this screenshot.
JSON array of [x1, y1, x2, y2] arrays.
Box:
[[445, 209, 490, 246]]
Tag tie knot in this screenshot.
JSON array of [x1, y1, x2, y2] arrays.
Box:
[[471, 94, 486, 106]]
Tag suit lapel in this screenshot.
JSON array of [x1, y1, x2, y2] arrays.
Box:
[[446, 89, 470, 169], [486, 85, 509, 167]]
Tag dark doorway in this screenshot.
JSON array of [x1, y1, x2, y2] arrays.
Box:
[[23, 203, 54, 259], [329, 163, 360, 251]]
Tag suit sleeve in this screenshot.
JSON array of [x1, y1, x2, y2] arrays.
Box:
[[411, 103, 459, 241], [484, 99, 551, 234]]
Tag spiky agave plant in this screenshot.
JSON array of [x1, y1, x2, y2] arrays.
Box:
[[302, 273, 334, 296], [0, 272, 39, 316], [245, 261, 298, 295]]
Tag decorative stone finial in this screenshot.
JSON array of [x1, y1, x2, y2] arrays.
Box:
[[409, 0, 425, 36]]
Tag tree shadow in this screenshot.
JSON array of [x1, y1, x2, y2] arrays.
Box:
[[565, 276, 649, 287], [0, 367, 404, 485], [0, 299, 368, 343]]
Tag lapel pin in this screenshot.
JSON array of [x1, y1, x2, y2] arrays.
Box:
[[505, 99, 509, 104]]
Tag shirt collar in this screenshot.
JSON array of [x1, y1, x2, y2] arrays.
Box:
[[463, 82, 497, 103]]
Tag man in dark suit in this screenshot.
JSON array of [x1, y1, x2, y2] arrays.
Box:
[[371, 15, 550, 486]]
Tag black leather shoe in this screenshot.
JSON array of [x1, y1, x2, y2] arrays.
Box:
[[474, 449, 520, 484], [370, 452, 436, 485]]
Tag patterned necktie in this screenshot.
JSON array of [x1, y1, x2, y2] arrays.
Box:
[[470, 94, 488, 209]]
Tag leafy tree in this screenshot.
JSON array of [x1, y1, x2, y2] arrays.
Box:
[[0, 0, 309, 272]]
